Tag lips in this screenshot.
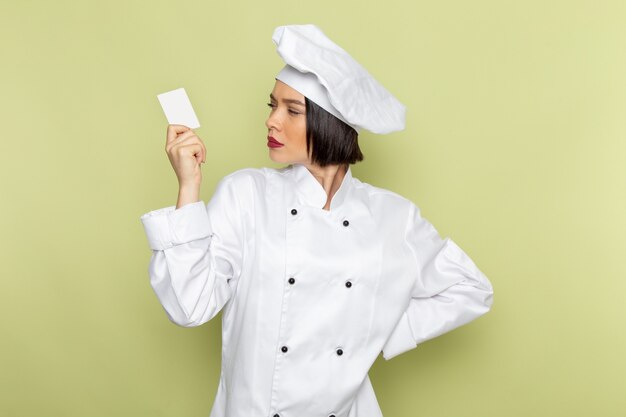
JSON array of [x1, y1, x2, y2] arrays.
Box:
[[267, 136, 283, 145], [267, 136, 284, 148]]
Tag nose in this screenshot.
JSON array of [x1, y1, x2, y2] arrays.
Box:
[[265, 108, 281, 132]]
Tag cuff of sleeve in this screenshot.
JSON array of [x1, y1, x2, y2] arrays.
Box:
[[140, 201, 211, 250], [381, 310, 417, 361]]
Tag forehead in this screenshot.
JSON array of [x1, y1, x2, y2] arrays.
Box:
[[271, 79, 305, 101]]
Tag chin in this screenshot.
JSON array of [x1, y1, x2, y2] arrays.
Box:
[[268, 152, 279, 163], [268, 152, 286, 164], [268, 152, 291, 164], [268, 150, 307, 166]]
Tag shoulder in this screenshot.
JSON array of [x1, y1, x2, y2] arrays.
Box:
[[214, 166, 290, 203], [220, 165, 289, 187], [351, 176, 415, 214]]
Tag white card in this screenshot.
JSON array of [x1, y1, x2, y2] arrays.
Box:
[[157, 87, 200, 129]]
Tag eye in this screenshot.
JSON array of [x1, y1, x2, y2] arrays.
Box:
[[288, 109, 300, 115], [266, 102, 276, 109]]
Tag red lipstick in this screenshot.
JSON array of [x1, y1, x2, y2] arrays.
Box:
[[267, 136, 284, 148]]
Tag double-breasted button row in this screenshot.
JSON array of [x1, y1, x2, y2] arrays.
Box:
[[279, 345, 345, 356], [288, 276, 352, 288], [282, 275, 348, 355], [281, 209, 348, 416], [289, 208, 350, 228]]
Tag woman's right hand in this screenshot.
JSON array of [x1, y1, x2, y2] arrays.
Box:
[[165, 124, 207, 187]]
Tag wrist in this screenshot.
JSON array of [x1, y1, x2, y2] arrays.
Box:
[[176, 183, 201, 209]]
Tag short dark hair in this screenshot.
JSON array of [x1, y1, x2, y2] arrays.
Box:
[[304, 97, 364, 167]]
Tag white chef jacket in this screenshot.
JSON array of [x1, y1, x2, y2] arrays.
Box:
[[140, 162, 494, 417]]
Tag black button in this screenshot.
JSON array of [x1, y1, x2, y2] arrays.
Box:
[[288, 277, 295, 284], [281, 346, 288, 353], [345, 281, 352, 288], [336, 348, 343, 356], [274, 414, 280, 417], [291, 208, 298, 215], [329, 415, 336, 417], [343, 220, 349, 226]]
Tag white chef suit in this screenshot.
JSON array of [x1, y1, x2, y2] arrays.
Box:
[[140, 162, 494, 417]]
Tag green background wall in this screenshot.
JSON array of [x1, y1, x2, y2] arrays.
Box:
[[1, 0, 624, 416]]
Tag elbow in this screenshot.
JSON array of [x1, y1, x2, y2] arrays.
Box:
[[481, 291, 494, 317], [483, 275, 494, 311], [470, 268, 494, 314], [463, 275, 494, 319], [165, 310, 207, 328], [485, 288, 493, 311], [475, 282, 494, 319], [474, 274, 494, 316], [174, 319, 205, 328], [161, 289, 228, 328]]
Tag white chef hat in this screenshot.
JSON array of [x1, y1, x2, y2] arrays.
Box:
[[272, 24, 406, 135]]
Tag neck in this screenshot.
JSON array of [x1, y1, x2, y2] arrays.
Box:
[[304, 163, 348, 210]]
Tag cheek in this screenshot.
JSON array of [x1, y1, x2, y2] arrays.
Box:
[[285, 119, 306, 144], [297, 117, 307, 137], [297, 120, 308, 151]]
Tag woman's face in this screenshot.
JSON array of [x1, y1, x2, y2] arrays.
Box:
[[265, 80, 310, 165]]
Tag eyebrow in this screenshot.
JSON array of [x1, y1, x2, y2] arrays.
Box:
[[269, 93, 305, 107]]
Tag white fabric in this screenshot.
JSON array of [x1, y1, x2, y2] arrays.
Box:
[[272, 24, 406, 135], [140, 164, 494, 417], [275, 64, 356, 131]]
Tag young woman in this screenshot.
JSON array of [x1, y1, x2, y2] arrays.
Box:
[[141, 24, 493, 417]]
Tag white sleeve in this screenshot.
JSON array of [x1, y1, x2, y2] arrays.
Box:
[[139, 176, 244, 327], [381, 203, 494, 360]]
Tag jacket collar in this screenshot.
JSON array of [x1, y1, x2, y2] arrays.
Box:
[[291, 163, 353, 210]]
